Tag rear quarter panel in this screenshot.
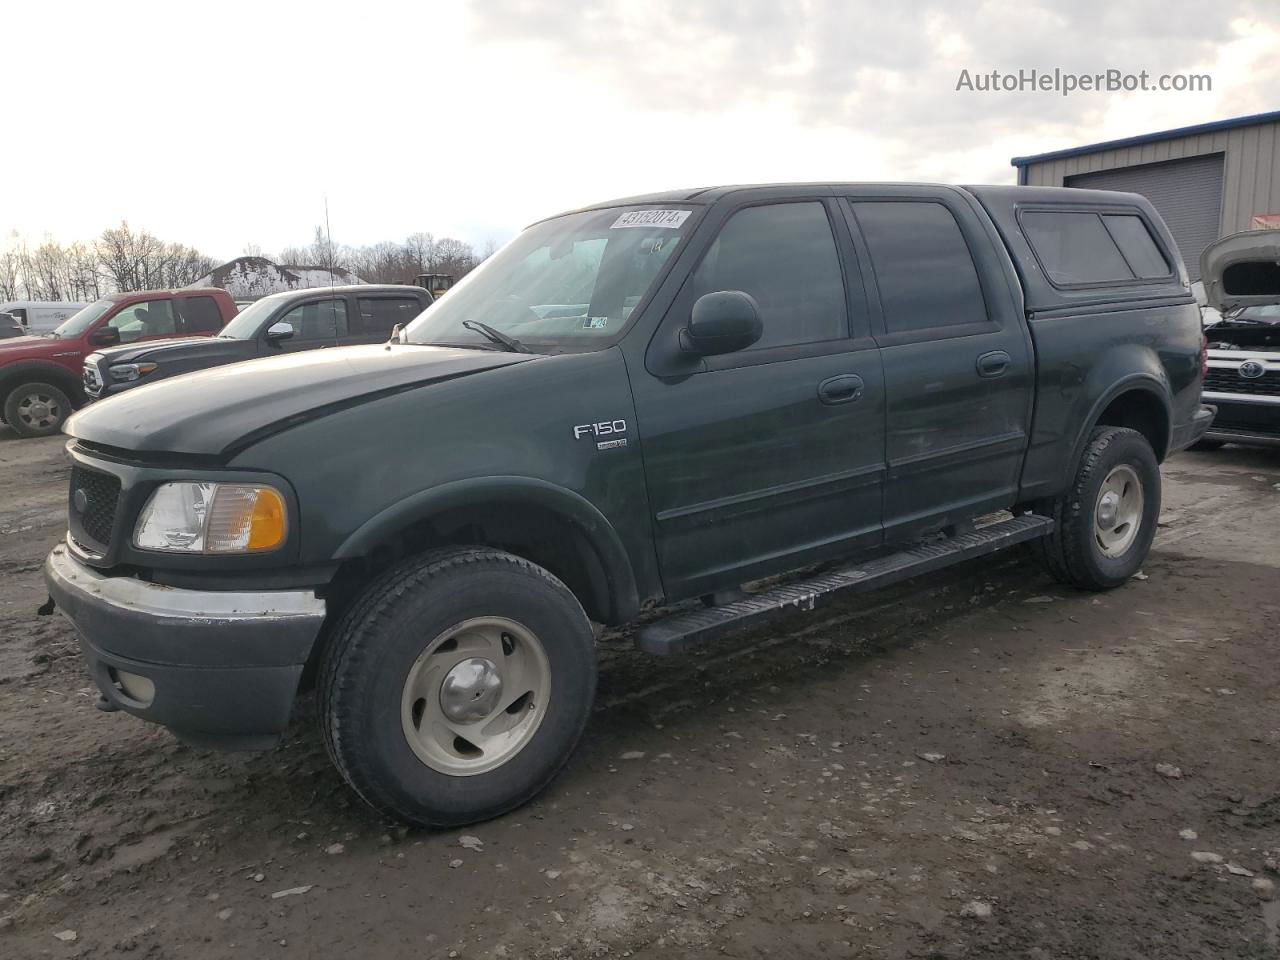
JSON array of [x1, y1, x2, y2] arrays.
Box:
[[1017, 300, 1202, 500]]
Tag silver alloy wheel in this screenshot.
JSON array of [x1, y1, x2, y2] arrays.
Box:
[[400, 616, 551, 776], [1093, 464, 1144, 558], [16, 390, 61, 430]]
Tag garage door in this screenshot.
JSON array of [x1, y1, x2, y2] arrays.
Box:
[[1066, 153, 1224, 281]]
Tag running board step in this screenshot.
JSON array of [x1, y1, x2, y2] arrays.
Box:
[[635, 514, 1053, 655]]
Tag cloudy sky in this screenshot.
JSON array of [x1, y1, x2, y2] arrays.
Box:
[[3, 0, 1277, 260]]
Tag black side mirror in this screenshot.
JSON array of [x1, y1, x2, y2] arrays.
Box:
[[265, 321, 295, 343], [681, 291, 763, 356], [90, 327, 121, 347]]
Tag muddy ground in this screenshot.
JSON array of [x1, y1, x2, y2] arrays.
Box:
[[1, 425, 1278, 959]]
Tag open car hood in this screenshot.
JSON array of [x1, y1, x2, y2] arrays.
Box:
[[1200, 231, 1280, 312]]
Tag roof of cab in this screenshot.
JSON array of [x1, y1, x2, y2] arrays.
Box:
[[250, 284, 427, 305]]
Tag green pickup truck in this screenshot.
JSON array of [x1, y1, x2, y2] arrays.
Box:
[[44, 183, 1214, 827]]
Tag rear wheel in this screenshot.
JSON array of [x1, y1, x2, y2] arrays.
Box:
[[1036, 427, 1161, 590], [4, 382, 73, 438], [319, 546, 597, 827]]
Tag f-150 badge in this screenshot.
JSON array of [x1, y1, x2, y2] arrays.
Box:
[[573, 419, 628, 450]]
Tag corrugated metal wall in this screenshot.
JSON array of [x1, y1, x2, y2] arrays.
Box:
[[1021, 118, 1280, 236]]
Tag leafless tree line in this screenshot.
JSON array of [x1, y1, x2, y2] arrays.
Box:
[[1, 221, 496, 303], [0, 222, 216, 302], [271, 227, 494, 286]]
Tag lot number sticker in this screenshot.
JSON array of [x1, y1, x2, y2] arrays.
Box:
[[611, 209, 691, 229]]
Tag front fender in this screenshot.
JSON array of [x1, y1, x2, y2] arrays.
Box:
[[333, 475, 640, 623]]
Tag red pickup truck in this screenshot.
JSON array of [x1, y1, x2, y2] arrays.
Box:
[[0, 288, 238, 438]]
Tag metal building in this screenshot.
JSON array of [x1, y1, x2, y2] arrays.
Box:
[[1011, 109, 1280, 280]]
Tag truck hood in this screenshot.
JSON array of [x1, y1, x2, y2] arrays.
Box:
[[0, 333, 72, 362], [65, 344, 536, 457], [92, 336, 220, 364], [1200, 231, 1280, 311]]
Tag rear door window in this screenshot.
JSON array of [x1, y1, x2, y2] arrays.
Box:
[[353, 297, 423, 339], [176, 296, 224, 334], [852, 200, 989, 335]]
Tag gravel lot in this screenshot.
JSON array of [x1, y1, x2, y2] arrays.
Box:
[[1, 426, 1278, 959]]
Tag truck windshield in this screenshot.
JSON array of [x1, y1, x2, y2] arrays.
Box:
[[51, 300, 115, 338], [404, 206, 696, 352]]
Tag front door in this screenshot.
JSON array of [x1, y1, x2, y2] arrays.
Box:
[[841, 189, 1033, 539], [261, 297, 344, 355], [631, 197, 886, 601]]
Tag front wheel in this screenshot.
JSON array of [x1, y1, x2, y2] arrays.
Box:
[[4, 382, 73, 438], [1036, 427, 1161, 590], [319, 547, 597, 827]]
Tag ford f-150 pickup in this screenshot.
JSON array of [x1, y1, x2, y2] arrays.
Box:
[[44, 183, 1214, 827]]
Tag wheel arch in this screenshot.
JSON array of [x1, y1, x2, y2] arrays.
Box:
[[1071, 376, 1172, 469], [331, 476, 641, 627], [0, 360, 85, 408]]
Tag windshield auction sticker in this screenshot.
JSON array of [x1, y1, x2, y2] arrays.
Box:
[[611, 209, 691, 229]]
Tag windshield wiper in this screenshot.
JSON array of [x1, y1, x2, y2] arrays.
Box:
[[461, 319, 531, 354]]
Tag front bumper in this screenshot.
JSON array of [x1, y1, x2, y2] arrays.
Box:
[[1201, 391, 1280, 448], [44, 543, 326, 750]]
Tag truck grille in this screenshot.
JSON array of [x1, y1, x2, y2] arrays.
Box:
[[69, 466, 122, 552], [82, 363, 102, 395], [1204, 368, 1280, 397]]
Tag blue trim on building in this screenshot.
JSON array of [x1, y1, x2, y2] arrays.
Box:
[[1010, 108, 1280, 170]]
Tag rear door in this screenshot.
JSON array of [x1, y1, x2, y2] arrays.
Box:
[[174, 294, 227, 337], [344, 293, 427, 345], [841, 187, 1033, 540], [633, 194, 887, 599]]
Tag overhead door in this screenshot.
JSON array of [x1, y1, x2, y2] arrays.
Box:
[[1066, 153, 1224, 280]]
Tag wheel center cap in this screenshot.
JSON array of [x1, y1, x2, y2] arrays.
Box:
[[28, 401, 49, 420], [440, 658, 503, 723], [1097, 491, 1120, 529]]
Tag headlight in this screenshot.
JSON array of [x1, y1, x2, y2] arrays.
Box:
[[133, 482, 287, 553], [109, 362, 158, 382]]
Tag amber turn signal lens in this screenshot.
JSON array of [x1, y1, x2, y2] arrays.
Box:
[[248, 488, 286, 550]]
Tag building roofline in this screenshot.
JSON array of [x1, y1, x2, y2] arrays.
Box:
[[1010, 108, 1280, 168]]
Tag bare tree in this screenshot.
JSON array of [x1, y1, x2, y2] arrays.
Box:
[[95, 221, 163, 292], [405, 232, 437, 274], [0, 248, 21, 300], [307, 225, 345, 272], [67, 243, 100, 300]]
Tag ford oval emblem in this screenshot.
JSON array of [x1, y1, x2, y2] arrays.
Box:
[[72, 489, 88, 513], [1239, 360, 1265, 379]]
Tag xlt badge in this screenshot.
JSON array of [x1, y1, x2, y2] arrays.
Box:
[[573, 419, 628, 450]]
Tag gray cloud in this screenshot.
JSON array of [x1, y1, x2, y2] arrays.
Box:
[[471, 0, 1278, 168]]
